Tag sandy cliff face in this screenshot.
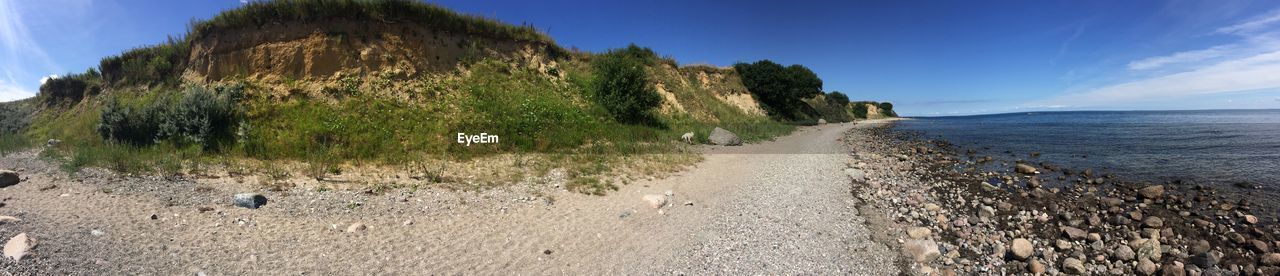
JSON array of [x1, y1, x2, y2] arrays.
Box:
[[184, 21, 557, 83]]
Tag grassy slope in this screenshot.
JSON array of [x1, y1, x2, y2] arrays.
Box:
[[0, 0, 815, 193]]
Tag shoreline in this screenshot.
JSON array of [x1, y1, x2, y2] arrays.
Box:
[[844, 120, 1279, 275]]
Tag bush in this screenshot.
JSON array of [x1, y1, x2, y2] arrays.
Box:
[[733, 60, 823, 119], [851, 102, 869, 119], [98, 37, 190, 87], [38, 70, 102, 106], [591, 45, 661, 124], [0, 98, 35, 134], [826, 91, 850, 107], [98, 85, 242, 148], [877, 102, 897, 117]]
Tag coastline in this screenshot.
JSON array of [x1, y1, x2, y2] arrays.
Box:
[[845, 120, 1278, 275]]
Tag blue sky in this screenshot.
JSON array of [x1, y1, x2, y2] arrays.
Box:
[[3, 0, 1280, 116]]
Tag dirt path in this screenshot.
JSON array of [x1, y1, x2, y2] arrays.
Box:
[[0, 121, 899, 275]]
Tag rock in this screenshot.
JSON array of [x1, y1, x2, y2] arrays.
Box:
[[1137, 258, 1158, 275], [1190, 240, 1211, 255], [1010, 238, 1034, 260], [1055, 239, 1072, 250], [1143, 216, 1164, 228], [232, 193, 268, 209], [978, 205, 996, 218], [1244, 215, 1258, 225], [683, 201, 694, 206], [1249, 239, 1269, 253], [1062, 257, 1086, 274], [1060, 226, 1088, 240], [664, 190, 674, 196], [3, 233, 30, 261], [1016, 163, 1039, 174], [817, 118, 827, 124], [642, 194, 667, 209], [1262, 253, 1280, 266], [1133, 238, 1162, 261], [0, 170, 19, 187], [902, 239, 941, 263], [1191, 251, 1219, 268], [1029, 259, 1047, 275], [707, 127, 742, 146], [45, 139, 61, 147], [1138, 185, 1165, 199], [844, 168, 866, 182], [346, 223, 366, 233], [906, 227, 932, 239], [0, 216, 19, 224], [1162, 263, 1186, 276], [923, 203, 941, 212], [90, 229, 105, 236], [1114, 244, 1136, 261]]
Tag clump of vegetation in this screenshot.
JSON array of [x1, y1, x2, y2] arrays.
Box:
[[0, 98, 36, 134], [190, 0, 564, 55], [590, 44, 662, 124], [825, 91, 850, 107], [38, 70, 103, 106], [849, 101, 898, 119], [97, 85, 242, 148], [98, 37, 190, 87], [852, 102, 870, 119], [733, 60, 823, 120], [877, 102, 898, 117]]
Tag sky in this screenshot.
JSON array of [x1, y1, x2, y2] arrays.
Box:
[[3, 0, 1280, 116]]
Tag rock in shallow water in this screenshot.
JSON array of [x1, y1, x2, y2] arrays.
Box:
[[233, 193, 268, 209]]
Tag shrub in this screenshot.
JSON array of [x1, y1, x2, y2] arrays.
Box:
[[98, 85, 242, 148], [590, 45, 661, 124], [733, 60, 823, 119], [0, 98, 35, 134], [877, 102, 897, 117], [98, 37, 190, 87], [851, 102, 869, 119], [38, 70, 102, 106], [826, 91, 850, 107]]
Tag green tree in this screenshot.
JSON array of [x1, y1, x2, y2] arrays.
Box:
[[591, 45, 661, 124], [733, 60, 823, 119], [877, 102, 897, 117], [826, 91, 850, 106]]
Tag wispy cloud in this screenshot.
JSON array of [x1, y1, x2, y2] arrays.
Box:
[[1127, 44, 1235, 70], [0, 1, 60, 101], [1044, 9, 1280, 107]]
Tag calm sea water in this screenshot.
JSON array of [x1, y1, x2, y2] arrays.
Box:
[[896, 109, 1280, 192]]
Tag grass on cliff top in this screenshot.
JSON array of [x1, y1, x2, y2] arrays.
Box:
[[191, 0, 557, 45]]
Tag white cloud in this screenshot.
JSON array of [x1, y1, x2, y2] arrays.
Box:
[[1047, 50, 1280, 105], [39, 74, 58, 85], [1217, 9, 1280, 35], [1127, 45, 1235, 70], [0, 79, 35, 102]]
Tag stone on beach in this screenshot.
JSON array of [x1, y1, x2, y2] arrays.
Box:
[[233, 193, 268, 209], [3, 233, 31, 261], [902, 239, 940, 263], [844, 168, 866, 182], [1062, 257, 1085, 274], [1138, 185, 1164, 199], [642, 194, 667, 209], [0, 170, 19, 187], [906, 227, 932, 239], [1015, 164, 1038, 174], [707, 127, 742, 146], [1010, 238, 1034, 260]]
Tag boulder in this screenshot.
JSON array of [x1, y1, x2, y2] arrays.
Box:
[[3, 233, 30, 261], [902, 239, 941, 263], [906, 227, 932, 239], [1060, 226, 1088, 240], [707, 127, 742, 146], [232, 193, 268, 209], [1010, 238, 1034, 260], [844, 168, 866, 182], [642, 194, 667, 209], [0, 170, 19, 187], [1138, 185, 1165, 199], [1062, 257, 1086, 275], [1133, 238, 1162, 261], [1137, 258, 1158, 275], [1143, 216, 1164, 228], [817, 118, 828, 124], [1015, 164, 1039, 174], [1114, 244, 1136, 261]]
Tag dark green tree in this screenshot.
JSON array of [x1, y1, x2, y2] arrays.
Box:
[[733, 60, 824, 119], [590, 45, 661, 124]]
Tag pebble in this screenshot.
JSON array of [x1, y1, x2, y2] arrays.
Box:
[[1010, 238, 1034, 260], [1062, 257, 1085, 274], [1143, 216, 1164, 228], [906, 227, 932, 239], [1137, 258, 1157, 275], [1138, 185, 1165, 199], [0, 216, 20, 224], [1028, 259, 1046, 274], [346, 223, 367, 233]]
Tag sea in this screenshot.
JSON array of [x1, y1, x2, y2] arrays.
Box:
[[895, 109, 1280, 196]]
